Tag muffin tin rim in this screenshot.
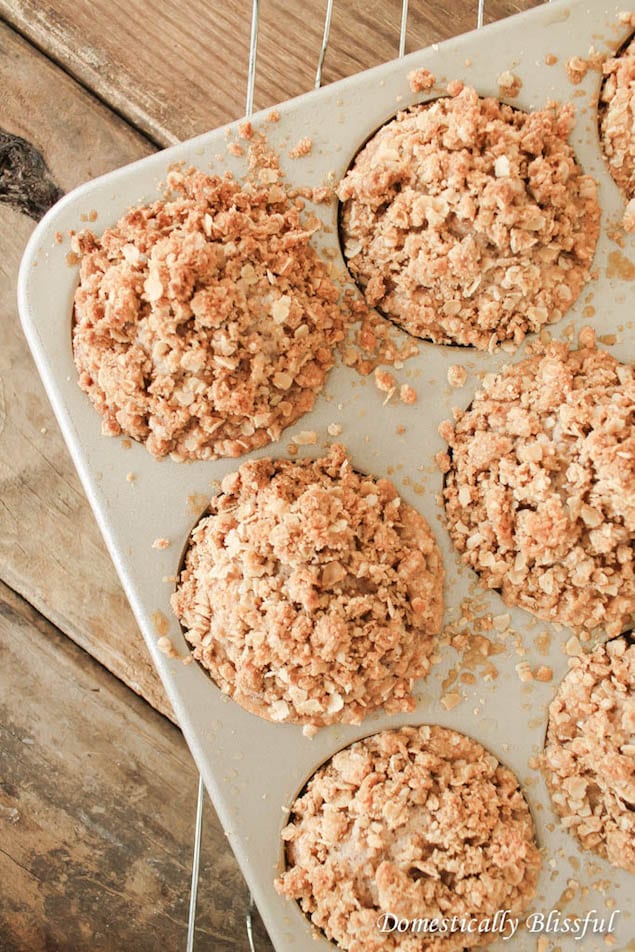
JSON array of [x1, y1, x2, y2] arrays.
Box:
[[17, 0, 634, 948]]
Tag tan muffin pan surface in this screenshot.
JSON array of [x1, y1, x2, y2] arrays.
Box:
[[19, 0, 633, 948]]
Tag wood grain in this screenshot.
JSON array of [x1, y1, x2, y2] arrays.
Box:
[[0, 0, 543, 147], [0, 580, 274, 952], [0, 23, 173, 718], [0, 130, 64, 219]]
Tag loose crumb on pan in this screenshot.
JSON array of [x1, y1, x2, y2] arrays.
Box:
[[152, 537, 170, 550], [543, 636, 634, 873], [599, 31, 635, 231], [408, 67, 436, 92], [566, 55, 590, 84], [342, 294, 420, 377], [497, 70, 523, 97], [338, 85, 600, 349], [72, 166, 347, 461], [515, 660, 534, 682], [440, 690, 462, 709], [447, 364, 468, 388], [374, 368, 396, 396], [291, 429, 317, 445], [443, 334, 634, 637], [438, 597, 509, 690], [172, 444, 444, 728], [157, 635, 180, 658], [275, 725, 541, 952], [226, 141, 244, 157], [399, 383, 417, 405], [289, 137, 313, 158], [534, 664, 553, 682]]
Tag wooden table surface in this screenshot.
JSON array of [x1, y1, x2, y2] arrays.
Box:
[[0, 0, 541, 948]]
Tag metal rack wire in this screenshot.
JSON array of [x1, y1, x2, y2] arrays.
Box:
[[183, 0, 542, 944]]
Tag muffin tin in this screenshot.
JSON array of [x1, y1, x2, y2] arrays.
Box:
[[18, 0, 634, 948]]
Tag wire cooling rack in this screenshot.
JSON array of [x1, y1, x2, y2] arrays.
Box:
[[184, 0, 552, 947]]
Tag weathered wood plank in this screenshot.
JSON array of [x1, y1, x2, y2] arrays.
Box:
[[0, 23, 173, 717], [0, 580, 274, 951], [0, 0, 543, 147]]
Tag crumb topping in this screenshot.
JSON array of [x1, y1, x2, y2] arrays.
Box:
[[276, 725, 540, 951], [338, 86, 600, 349], [72, 167, 347, 460], [443, 338, 634, 636], [172, 445, 444, 727], [543, 636, 635, 873], [599, 33, 635, 227]]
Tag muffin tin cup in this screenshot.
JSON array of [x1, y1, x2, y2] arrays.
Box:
[[18, 0, 633, 948]]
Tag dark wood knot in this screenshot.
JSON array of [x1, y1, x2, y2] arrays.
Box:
[[0, 129, 65, 221]]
